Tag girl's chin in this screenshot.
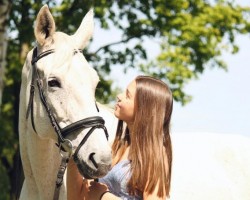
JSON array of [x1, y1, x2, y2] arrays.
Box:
[[114, 110, 118, 117], [114, 110, 120, 119]]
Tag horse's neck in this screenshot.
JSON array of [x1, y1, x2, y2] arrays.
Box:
[[19, 126, 65, 199]]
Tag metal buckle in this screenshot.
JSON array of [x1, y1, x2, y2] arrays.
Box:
[[60, 139, 73, 156]]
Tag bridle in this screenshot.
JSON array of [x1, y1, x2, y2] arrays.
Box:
[[26, 47, 109, 200]]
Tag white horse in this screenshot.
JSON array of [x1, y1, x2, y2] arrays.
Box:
[[18, 5, 117, 200]]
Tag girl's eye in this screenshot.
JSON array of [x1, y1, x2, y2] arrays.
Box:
[[48, 79, 61, 88], [126, 92, 129, 99]]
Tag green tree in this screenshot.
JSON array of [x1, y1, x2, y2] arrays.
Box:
[[0, 0, 11, 109], [0, 0, 249, 198]]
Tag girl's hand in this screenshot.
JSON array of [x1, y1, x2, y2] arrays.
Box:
[[87, 180, 109, 199]]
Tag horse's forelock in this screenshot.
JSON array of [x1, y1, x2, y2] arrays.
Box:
[[51, 32, 75, 68]]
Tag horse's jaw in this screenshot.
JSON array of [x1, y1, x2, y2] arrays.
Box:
[[71, 133, 112, 179], [74, 155, 111, 179]]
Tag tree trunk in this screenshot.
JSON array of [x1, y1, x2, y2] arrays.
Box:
[[0, 0, 11, 109]]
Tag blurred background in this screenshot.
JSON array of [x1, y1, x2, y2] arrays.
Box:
[[0, 0, 249, 199]]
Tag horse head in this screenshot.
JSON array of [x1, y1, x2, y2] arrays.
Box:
[[24, 5, 111, 179]]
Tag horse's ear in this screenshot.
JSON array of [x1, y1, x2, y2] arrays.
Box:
[[34, 5, 55, 46], [71, 9, 94, 50]]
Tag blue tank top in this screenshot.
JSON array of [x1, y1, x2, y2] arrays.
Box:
[[99, 160, 142, 200]]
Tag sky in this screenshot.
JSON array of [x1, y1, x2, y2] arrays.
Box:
[[90, 0, 250, 137], [171, 35, 250, 137]]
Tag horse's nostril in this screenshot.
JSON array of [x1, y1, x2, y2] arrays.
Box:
[[89, 153, 98, 169]]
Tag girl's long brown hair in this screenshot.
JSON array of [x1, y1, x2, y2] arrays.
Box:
[[112, 76, 173, 198]]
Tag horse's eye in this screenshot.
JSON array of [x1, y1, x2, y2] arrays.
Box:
[[48, 79, 61, 88]]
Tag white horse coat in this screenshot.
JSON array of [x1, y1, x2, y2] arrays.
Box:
[[19, 5, 117, 200]]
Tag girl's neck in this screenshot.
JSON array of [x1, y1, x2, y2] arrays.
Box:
[[126, 122, 133, 133], [120, 146, 130, 161]]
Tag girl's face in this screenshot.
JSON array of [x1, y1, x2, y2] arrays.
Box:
[[115, 80, 136, 123]]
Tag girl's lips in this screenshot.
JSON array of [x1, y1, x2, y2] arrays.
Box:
[[115, 103, 120, 110]]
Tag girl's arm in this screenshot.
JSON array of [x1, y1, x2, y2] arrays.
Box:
[[88, 181, 121, 200], [67, 158, 88, 200]]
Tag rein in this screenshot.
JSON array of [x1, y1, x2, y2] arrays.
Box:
[[26, 47, 109, 200]]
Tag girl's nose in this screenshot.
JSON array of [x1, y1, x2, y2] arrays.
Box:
[[117, 94, 121, 102]]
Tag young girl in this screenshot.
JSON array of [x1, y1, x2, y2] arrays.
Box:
[[67, 75, 173, 200]]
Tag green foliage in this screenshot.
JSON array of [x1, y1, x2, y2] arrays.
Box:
[[1, 0, 250, 198], [0, 163, 10, 200]]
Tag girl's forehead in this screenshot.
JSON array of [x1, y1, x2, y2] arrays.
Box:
[[127, 80, 136, 95], [128, 80, 135, 87]]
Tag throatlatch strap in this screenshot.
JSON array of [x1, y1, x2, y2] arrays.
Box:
[[53, 156, 69, 200]]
